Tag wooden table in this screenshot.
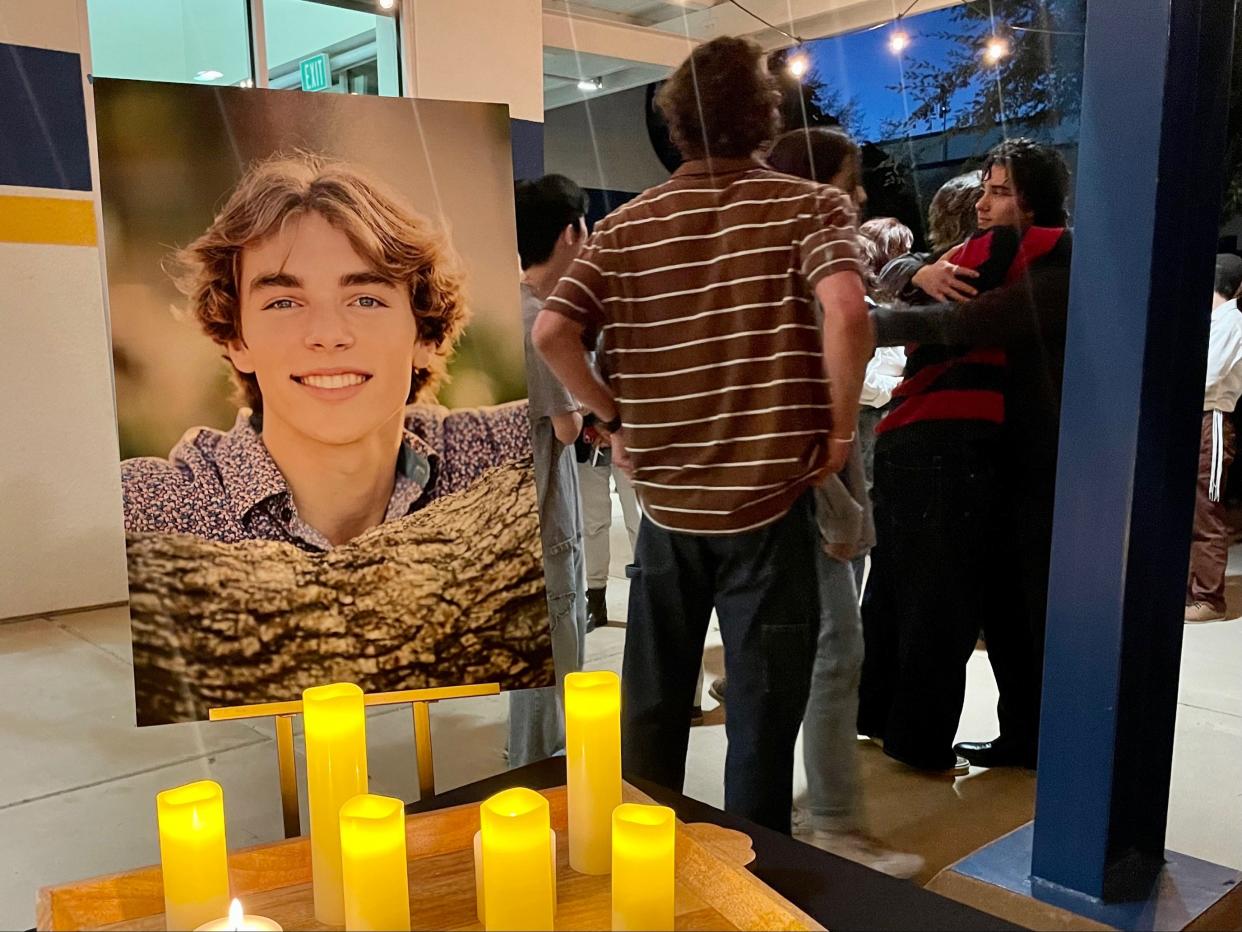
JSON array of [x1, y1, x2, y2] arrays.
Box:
[[410, 758, 1021, 932]]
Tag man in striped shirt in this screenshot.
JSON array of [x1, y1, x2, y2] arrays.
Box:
[[533, 36, 872, 833]]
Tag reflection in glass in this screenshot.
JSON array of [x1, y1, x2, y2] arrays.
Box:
[[86, 0, 252, 86], [264, 0, 400, 96]]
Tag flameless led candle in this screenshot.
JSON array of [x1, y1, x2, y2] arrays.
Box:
[[478, 788, 555, 931], [304, 682, 368, 926], [193, 899, 282, 931], [611, 803, 676, 932], [563, 670, 622, 874], [156, 780, 231, 931], [339, 794, 410, 932], [472, 827, 558, 924]]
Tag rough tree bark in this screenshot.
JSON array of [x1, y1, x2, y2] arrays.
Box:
[[127, 459, 551, 725]]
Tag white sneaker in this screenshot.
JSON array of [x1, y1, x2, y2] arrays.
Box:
[[804, 829, 925, 880]]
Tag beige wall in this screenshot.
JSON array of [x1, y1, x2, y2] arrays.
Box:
[[0, 0, 130, 619], [407, 0, 543, 123]]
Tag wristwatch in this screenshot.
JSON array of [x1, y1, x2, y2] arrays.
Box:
[[602, 412, 622, 433]]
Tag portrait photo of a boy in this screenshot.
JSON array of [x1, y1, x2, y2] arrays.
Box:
[[94, 81, 553, 725]]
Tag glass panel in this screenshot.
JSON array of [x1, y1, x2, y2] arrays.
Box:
[[86, 0, 252, 87], [264, 0, 400, 96]]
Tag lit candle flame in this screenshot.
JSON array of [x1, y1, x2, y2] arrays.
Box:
[[228, 899, 244, 931]]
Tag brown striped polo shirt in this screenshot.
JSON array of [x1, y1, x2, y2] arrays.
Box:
[[545, 156, 861, 535]]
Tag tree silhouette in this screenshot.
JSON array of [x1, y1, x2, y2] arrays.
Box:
[[891, 0, 1085, 138], [767, 48, 865, 139]]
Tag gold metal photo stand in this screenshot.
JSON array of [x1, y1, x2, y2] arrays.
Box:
[[209, 683, 500, 839]]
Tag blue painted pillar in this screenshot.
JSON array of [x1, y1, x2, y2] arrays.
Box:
[[1032, 0, 1235, 900]]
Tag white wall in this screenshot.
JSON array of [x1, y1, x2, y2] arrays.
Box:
[[544, 85, 669, 194], [0, 0, 130, 619]]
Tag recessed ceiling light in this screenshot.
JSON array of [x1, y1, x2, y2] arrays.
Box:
[[195, 69, 224, 82]]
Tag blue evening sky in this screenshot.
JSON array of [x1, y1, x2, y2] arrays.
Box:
[[804, 5, 975, 142]]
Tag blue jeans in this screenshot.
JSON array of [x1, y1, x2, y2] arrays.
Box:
[[621, 493, 820, 834], [800, 551, 864, 832], [507, 537, 587, 768]]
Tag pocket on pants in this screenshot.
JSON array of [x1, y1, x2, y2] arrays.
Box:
[[759, 622, 817, 701]]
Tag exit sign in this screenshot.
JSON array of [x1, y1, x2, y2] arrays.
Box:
[[299, 53, 331, 92]]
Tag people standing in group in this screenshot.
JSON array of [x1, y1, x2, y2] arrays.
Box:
[[507, 174, 590, 767], [1185, 255, 1242, 622], [761, 127, 920, 878], [863, 138, 1074, 771], [533, 36, 872, 834]]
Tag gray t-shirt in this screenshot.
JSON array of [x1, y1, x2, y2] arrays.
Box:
[[521, 282, 585, 621]]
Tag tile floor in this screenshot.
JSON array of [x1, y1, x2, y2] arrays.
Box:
[[2, 511, 1239, 928]]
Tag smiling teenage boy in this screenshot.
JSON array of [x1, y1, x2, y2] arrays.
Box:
[[121, 153, 530, 549]]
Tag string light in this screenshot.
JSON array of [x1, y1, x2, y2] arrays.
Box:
[[378, 0, 396, 9], [983, 36, 1010, 64], [787, 52, 810, 79], [888, 29, 910, 54]]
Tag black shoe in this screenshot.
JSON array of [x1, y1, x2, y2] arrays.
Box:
[[953, 737, 1037, 769], [586, 587, 607, 632], [708, 676, 726, 704]]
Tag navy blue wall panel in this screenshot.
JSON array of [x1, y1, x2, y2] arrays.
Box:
[[0, 43, 91, 191]]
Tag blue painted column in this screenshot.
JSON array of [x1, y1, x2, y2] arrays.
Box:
[[1032, 0, 1235, 901]]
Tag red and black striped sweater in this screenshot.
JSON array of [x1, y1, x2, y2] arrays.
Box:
[[876, 225, 1067, 440]]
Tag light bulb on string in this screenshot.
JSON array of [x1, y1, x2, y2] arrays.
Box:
[[983, 36, 1010, 64], [787, 51, 810, 79], [888, 29, 910, 55]]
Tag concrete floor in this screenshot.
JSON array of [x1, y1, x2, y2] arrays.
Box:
[[2, 512, 1240, 929]]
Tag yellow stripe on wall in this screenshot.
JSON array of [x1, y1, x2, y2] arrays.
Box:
[[0, 195, 97, 246]]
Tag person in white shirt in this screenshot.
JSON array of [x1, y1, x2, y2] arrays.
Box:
[[1186, 254, 1242, 622]]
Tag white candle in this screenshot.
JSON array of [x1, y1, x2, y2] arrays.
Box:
[[193, 898, 282, 931]]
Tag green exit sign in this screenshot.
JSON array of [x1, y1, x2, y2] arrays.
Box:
[[299, 53, 331, 92]]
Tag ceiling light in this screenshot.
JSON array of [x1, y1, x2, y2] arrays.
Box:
[[577, 77, 602, 92], [787, 53, 809, 79], [194, 69, 224, 82], [378, 0, 395, 9], [983, 36, 1010, 64], [888, 29, 910, 54]]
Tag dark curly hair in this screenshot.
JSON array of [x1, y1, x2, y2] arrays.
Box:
[[982, 138, 1071, 227], [655, 36, 781, 160], [170, 151, 468, 413]]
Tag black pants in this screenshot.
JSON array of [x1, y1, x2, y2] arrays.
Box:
[[858, 438, 1002, 770], [621, 492, 820, 834], [984, 483, 1053, 758]]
